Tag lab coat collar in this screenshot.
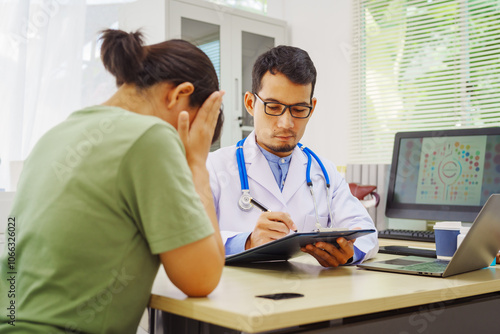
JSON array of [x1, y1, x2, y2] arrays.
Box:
[[245, 131, 308, 205]]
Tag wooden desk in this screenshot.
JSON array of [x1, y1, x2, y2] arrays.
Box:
[[149, 240, 500, 333]]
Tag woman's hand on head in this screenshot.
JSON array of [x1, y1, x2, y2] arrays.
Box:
[[177, 91, 224, 169]]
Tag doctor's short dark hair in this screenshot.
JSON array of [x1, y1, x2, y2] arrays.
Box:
[[99, 29, 223, 144], [252, 45, 317, 99]]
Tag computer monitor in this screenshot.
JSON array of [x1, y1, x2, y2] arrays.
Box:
[[386, 127, 500, 223]]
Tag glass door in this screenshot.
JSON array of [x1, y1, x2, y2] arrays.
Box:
[[169, 0, 232, 148], [240, 31, 275, 137], [180, 17, 222, 150], [169, 0, 286, 146], [231, 15, 285, 140]]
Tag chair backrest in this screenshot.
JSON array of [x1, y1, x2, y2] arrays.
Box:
[[348, 183, 377, 200], [348, 183, 380, 210]]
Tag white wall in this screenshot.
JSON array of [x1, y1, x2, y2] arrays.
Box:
[[268, 0, 352, 167], [119, 0, 166, 44]]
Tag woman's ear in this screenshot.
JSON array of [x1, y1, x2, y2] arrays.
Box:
[[166, 82, 195, 109], [244, 91, 255, 117]]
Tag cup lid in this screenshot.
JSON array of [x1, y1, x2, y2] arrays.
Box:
[[433, 221, 462, 230], [460, 226, 471, 234]]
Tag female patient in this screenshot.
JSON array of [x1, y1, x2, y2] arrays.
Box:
[[0, 29, 224, 333]]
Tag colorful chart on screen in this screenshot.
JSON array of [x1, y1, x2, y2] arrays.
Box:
[[416, 136, 487, 206]]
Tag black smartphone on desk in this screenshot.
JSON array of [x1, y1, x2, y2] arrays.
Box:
[[256, 293, 304, 300]]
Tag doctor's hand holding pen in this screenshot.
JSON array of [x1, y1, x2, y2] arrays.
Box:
[[244, 211, 298, 250]]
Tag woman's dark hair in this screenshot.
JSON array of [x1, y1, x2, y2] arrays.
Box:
[[99, 29, 223, 143], [252, 45, 317, 100]]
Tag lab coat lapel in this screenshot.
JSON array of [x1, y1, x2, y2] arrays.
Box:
[[282, 146, 308, 202], [245, 133, 284, 203]]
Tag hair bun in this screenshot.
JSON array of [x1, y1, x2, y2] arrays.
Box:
[[100, 29, 145, 86]]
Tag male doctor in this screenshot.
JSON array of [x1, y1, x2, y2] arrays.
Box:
[[207, 46, 378, 267]]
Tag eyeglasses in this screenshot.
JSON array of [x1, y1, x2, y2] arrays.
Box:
[[254, 93, 313, 119]]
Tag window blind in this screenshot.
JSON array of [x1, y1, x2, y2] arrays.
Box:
[[350, 0, 500, 164]]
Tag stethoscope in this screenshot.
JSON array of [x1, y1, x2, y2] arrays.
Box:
[[236, 137, 334, 229]]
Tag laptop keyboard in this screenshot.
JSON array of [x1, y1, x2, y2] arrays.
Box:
[[403, 260, 449, 273]]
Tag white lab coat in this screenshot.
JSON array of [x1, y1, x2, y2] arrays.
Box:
[[207, 132, 379, 261]]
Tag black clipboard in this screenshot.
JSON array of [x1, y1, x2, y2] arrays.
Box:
[[225, 229, 376, 265]]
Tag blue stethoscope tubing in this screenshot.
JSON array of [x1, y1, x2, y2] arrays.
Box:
[[236, 137, 334, 228]]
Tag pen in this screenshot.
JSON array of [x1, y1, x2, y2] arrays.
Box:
[[251, 198, 298, 233], [250, 198, 271, 212]]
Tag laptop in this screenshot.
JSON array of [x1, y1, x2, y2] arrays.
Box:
[[358, 194, 500, 277]]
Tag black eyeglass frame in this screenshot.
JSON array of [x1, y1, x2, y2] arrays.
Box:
[[253, 93, 313, 119]]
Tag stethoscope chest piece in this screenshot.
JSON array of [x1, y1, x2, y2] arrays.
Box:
[[238, 190, 253, 211]]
